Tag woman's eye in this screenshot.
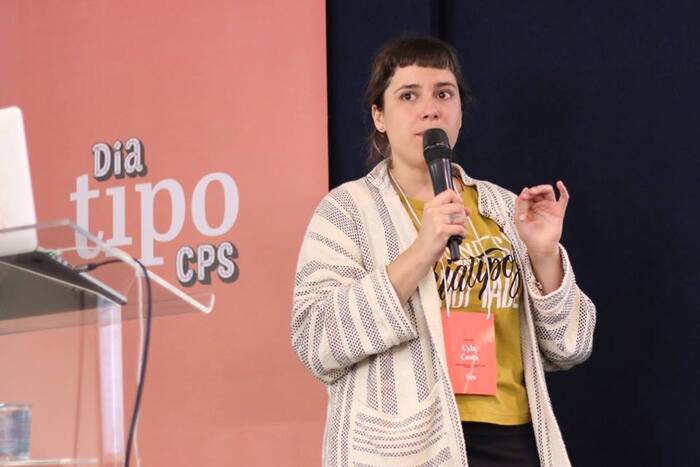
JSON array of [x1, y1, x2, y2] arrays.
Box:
[[437, 90, 453, 99], [400, 92, 416, 101]]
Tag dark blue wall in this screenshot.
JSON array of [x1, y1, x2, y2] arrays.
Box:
[[327, 1, 700, 465]]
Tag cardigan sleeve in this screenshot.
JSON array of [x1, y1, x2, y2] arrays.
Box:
[[290, 190, 418, 385], [522, 243, 597, 371]]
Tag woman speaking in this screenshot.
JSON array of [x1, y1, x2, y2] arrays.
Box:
[[291, 36, 596, 467]]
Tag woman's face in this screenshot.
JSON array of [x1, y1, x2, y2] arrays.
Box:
[[372, 65, 462, 171]]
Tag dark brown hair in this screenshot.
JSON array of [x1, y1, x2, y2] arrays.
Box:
[[365, 36, 473, 168]]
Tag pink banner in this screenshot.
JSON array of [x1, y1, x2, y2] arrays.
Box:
[[0, 1, 327, 465]]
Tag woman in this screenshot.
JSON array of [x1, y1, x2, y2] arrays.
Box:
[[291, 36, 596, 467]]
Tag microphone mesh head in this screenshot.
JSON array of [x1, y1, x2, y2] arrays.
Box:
[[422, 128, 452, 162]]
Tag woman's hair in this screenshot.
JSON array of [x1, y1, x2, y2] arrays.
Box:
[[365, 36, 473, 168]]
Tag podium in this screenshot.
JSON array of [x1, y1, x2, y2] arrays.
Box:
[[0, 220, 214, 466]]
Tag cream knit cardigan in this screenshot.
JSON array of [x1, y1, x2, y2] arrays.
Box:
[[292, 160, 596, 467]]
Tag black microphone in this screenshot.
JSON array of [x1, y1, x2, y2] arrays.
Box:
[[423, 128, 462, 261]]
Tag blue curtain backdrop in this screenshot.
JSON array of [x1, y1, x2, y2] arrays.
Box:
[[326, 1, 699, 466]]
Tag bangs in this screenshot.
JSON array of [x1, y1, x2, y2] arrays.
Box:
[[391, 43, 458, 74]]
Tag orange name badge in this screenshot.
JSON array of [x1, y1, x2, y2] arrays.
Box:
[[441, 310, 497, 395]]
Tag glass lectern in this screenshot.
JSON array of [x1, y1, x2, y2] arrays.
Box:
[[0, 220, 214, 466]]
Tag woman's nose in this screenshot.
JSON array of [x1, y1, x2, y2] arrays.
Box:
[[421, 99, 440, 120]]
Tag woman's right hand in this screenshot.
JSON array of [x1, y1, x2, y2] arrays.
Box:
[[387, 189, 468, 305], [411, 189, 469, 267]]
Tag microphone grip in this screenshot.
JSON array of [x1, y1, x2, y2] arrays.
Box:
[[426, 159, 461, 260], [448, 235, 462, 262]]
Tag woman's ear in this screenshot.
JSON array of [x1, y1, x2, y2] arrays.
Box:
[[371, 105, 385, 133]]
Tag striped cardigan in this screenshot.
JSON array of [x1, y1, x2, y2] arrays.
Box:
[[291, 160, 596, 466]]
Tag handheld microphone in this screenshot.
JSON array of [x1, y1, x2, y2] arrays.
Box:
[[423, 128, 462, 261]]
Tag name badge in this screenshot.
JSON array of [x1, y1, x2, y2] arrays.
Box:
[[441, 310, 497, 395]]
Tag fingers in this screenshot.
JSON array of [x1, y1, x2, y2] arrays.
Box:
[[415, 189, 468, 262], [422, 194, 468, 242], [428, 203, 469, 224], [556, 180, 570, 211], [520, 182, 571, 204], [423, 208, 467, 230], [430, 189, 463, 205], [515, 188, 528, 222], [517, 181, 571, 221], [521, 184, 556, 201], [426, 189, 469, 222], [440, 223, 468, 239], [423, 196, 469, 246], [424, 209, 467, 228], [445, 213, 465, 226]]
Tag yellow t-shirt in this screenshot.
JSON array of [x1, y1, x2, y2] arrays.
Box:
[[400, 184, 530, 425]]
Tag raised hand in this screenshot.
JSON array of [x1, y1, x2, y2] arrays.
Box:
[[514, 181, 570, 259]]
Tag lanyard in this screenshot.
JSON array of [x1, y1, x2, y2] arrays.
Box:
[[388, 169, 494, 320]]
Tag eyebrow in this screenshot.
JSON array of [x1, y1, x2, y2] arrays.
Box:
[[393, 82, 458, 94]]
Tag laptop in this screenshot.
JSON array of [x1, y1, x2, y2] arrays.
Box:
[[0, 107, 38, 255], [0, 106, 127, 322]]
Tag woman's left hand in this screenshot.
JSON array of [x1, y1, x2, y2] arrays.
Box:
[[514, 181, 569, 259]]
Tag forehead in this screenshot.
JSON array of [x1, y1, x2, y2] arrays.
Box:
[[386, 65, 457, 89]]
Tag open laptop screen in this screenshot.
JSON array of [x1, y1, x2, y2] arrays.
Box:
[[0, 106, 38, 256]]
